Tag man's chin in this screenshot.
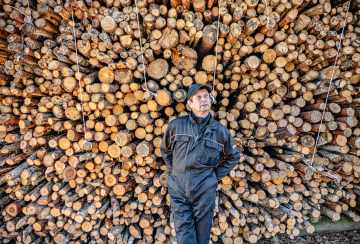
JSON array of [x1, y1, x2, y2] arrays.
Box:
[[199, 107, 210, 112]]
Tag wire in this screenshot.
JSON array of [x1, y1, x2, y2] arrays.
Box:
[[134, 0, 157, 97], [70, 4, 92, 150], [9, 5, 34, 30], [263, 0, 270, 27], [309, 0, 352, 167], [211, 0, 223, 105]]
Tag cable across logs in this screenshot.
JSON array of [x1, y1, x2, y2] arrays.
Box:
[[309, 0, 351, 167], [2, 0, 360, 244]]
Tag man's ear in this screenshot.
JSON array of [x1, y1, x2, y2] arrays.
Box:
[[187, 100, 192, 109]]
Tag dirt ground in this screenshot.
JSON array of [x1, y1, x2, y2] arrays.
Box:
[[257, 230, 360, 244]]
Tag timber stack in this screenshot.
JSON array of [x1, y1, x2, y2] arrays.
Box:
[[1, 0, 360, 243]]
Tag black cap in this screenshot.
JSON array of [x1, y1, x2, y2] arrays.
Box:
[[187, 84, 212, 100]]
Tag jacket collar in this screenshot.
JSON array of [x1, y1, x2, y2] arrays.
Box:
[[188, 111, 216, 127]]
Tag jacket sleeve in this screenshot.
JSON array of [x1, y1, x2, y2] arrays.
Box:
[[160, 123, 173, 171], [214, 133, 241, 180]]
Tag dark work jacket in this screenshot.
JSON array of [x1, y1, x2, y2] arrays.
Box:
[[160, 112, 241, 186]]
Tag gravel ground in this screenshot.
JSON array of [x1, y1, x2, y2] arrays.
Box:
[[257, 230, 360, 244]]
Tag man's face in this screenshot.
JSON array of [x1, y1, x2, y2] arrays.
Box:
[[187, 89, 211, 113]]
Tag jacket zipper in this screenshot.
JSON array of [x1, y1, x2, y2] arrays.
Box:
[[194, 126, 208, 142]]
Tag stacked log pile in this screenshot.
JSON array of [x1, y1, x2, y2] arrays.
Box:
[[1, 0, 360, 243]]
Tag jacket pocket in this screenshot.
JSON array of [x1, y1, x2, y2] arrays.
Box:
[[204, 139, 223, 166], [172, 135, 191, 173]]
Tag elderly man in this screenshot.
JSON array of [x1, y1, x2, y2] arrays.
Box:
[[160, 84, 241, 244]]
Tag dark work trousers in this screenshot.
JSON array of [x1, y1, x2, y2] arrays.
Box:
[[168, 167, 218, 244]]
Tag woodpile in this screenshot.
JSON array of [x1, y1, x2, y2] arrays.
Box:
[[1, 0, 360, 243]]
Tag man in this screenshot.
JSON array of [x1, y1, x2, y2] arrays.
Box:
[[160, 84, 241, 244]]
